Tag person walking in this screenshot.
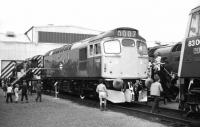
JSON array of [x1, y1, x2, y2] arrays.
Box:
[[35, 80, 42, 102], [150, 74, 163, 113], [6, 83, 13, 103], [2, 80, 7, 98], [28, 81, 32, 95], [96, 79, 108, 111], [14, 84, 19, 103], [20, 80, 28, 103], [134, 80, 142, 101]]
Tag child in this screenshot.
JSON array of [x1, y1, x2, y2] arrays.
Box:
[[14, 84, 19, 103], [96, 79, 108, 111], [2, 81, 7, 97], [150, 74, 163, 113]]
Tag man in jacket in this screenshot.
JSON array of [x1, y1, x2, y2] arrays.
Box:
[[21, 80, 28, 103]]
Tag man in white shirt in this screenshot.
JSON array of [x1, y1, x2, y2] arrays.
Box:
[[6, 83, 13, 103], [96, 79, 108, 111], [150, 74, 163, 113]]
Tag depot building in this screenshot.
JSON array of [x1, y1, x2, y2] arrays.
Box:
[[0, 25, 101, 78]]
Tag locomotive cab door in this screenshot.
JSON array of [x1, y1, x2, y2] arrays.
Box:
[[88, 43, 101, 77]]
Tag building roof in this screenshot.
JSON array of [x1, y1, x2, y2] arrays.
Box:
[[0, 32, 30, 43], [25, 25, 102, 35]]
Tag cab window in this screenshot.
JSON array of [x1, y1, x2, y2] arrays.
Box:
[[122, 39, 135, 47], [104, 40, 121, 54], [188, 12, 200, 37], [137, 41, 148, 55]]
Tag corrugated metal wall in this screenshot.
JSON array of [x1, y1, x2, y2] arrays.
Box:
[[38, 31, 95, 43]]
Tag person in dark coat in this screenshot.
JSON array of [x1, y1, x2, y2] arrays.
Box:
[[35, 80, 42, 102], [20, 80, 28, 103], [2, 80, 7, 97]]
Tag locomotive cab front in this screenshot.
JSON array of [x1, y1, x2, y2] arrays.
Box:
[[179, 6, 200, 77], [101, 32, 148, 80]]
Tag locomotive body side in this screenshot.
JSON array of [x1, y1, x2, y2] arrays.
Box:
[[44, 42, 101, 79], [44, 28, 148, 80]]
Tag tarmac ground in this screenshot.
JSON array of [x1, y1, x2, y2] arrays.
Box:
[[0, 89, 169, 127]]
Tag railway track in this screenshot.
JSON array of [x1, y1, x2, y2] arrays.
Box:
[[44, 91, 200, 127], [113, 103, 192, 127]]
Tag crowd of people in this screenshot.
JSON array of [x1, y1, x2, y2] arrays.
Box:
[[95, 52, 181, 113], [1, 79, 43, 103], [0, 52, 180, 114], [147, 52, 181, 113]]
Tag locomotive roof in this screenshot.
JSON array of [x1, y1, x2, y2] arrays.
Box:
[[25, 55, 43, 61], [190, 5, 200, 14], [154, 46, 172, 56], [44, 44, 72, 56], [148, 42, 182, 57], [148, 44, 171, 57], [44, 27, 146, 56], [70, 27, 146, 49], [87, 27, 146, 42]]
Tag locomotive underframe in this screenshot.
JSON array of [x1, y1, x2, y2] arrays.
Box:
[[42, 77, 144, 99]]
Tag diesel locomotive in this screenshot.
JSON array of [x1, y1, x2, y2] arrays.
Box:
[[41, 27, 149, 103]]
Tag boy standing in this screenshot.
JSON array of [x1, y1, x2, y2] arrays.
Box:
[[14, 84, 19, 103], [96, 79, 108, 111], [150, 74, 163, 113]]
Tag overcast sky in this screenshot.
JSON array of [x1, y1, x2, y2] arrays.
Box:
[[0, 0, 199, 44]]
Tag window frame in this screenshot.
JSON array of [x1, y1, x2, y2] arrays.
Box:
[[188, 12, 200, 37], [94, 43, 101, 55], [103, 39, 121, 54], [88, 41, 102, 58], [121, 39, 135, 47], [79, 47, 87, 61], [136, 40, 148, 55]]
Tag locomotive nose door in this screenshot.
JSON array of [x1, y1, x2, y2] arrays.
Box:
[[136, 40, 148, 78]]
